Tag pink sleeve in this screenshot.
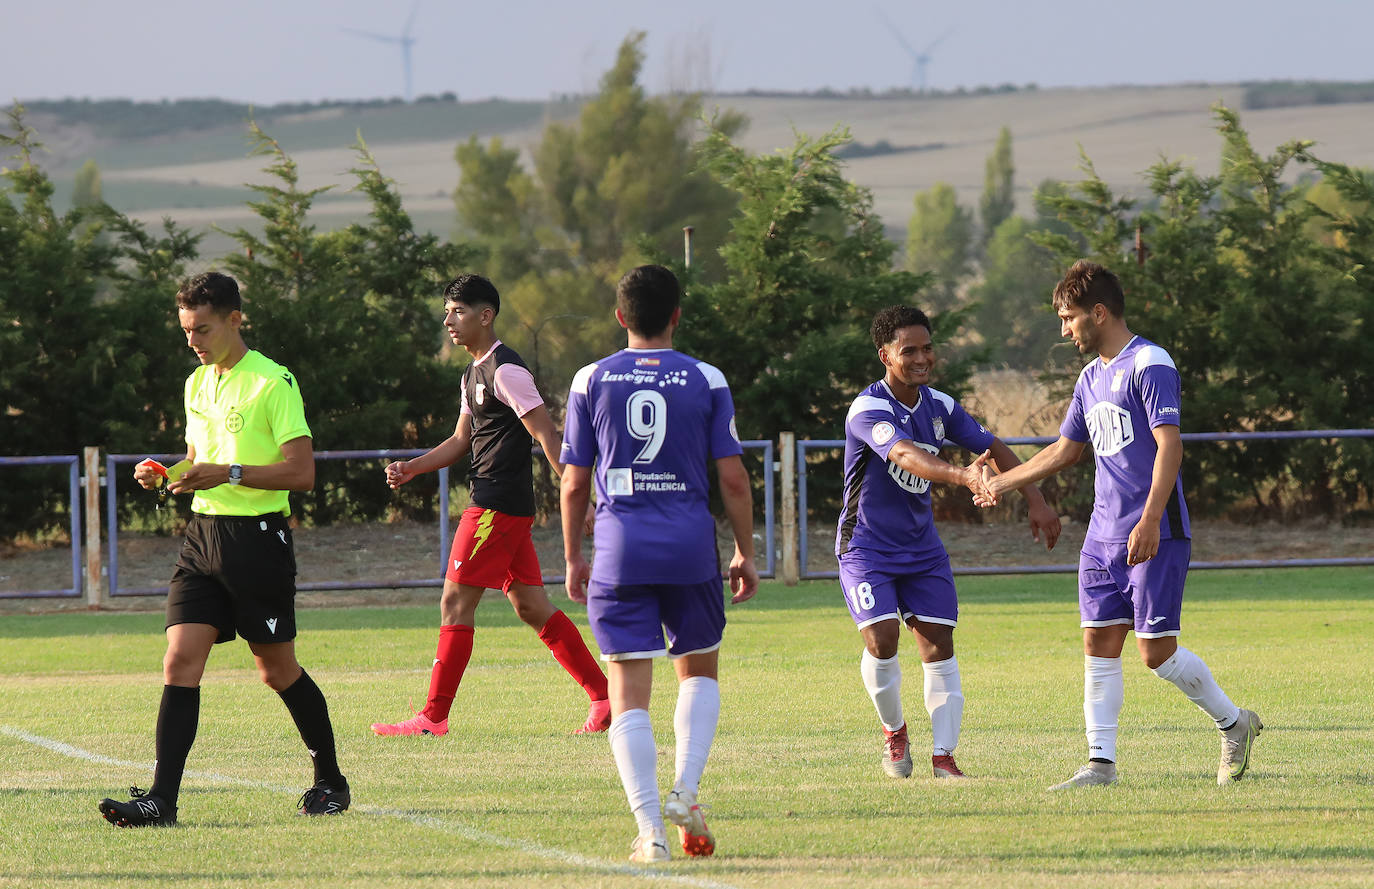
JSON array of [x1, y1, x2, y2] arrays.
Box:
[[459, 385, 471, 417], [492, 363, 545, 417]]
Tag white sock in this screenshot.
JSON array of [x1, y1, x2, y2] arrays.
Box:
[[1152, 647, 1240, 729], [1084, 655, 1123, 763], [922, 656, 964, 756], [672, 676, 720, 796], [861, 650, 904, 731], [608, 708, 662, 834]]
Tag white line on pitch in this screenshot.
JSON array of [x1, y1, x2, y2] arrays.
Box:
[[1, 725, 743, 889]]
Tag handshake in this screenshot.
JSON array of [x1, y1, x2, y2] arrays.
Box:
[[957, 450, 1060, 551], [960, 450, 1004, 508]]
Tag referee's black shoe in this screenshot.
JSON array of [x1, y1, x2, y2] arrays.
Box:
[[99, 787, 177, 827], [298, 777, 350, 815]]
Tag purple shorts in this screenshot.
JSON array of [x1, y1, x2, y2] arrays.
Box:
[[1078, 536, 1190, 638], [586, 578, 726, 660], [837, 549, 958, 630]]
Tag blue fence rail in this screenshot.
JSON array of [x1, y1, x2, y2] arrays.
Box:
[[797, 429, 1374, 580], [101, 440, 774, 596], [106, 450, 451, 597], [0, 455, 83, 599], [4, 432, 1364, 600]]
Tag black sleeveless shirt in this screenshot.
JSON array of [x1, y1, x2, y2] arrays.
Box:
[[463, 343, 536, 517]]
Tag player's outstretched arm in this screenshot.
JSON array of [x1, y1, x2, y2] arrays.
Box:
[[560, 463, 594, 603], [887, 440, 993, 497], [519, 404, 566, 477], [386, 415, 474, 489], [977, 435, 1086, 507], [986, 437, 1062, 550], [716, 455, 759, 604]]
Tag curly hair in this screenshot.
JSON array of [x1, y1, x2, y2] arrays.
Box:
[[870, 305, 932, 349]]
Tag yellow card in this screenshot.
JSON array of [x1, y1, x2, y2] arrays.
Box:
[[164, 460, 193, 484]]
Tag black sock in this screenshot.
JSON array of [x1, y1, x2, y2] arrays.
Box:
[[149, 685, 199, 807], [277, 670, 344, 786]]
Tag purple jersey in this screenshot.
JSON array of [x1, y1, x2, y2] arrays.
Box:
[[562, 348, 743, 585], [1060, 335, 1191, 542], [836, 381, 994, 561]]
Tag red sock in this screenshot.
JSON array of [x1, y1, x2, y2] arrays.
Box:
[[422, 624, 474, 722], [537, 610, 609, 701]]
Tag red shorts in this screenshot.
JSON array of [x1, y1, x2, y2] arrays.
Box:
[[446, 506, 542, 591]]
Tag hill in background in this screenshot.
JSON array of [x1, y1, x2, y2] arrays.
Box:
[[17, 82, 1374, 260]]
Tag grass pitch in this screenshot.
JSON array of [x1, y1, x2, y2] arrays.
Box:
[[2, 568, 1372, 888]]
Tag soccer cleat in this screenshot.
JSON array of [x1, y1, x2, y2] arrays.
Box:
[[371, 711, 447, 737], [1048, 762, 1117, 791], [298, 778, 350, 815], [664, 787, 715, 857], [1218, 708, 1263, 785], [882, 723, 913, 778], [629, 830, 671, 864], [574, 698, 612, 735], [932, 754, 967, 779], [98, 786, 177, 827]]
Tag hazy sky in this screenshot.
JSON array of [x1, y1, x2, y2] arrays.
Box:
[[6, 0, 1372, 104]]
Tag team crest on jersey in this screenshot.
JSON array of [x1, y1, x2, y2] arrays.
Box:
[[872, 422, 895, 445], [606, 467, 634, 497], [932, 417, 945, 441], [1111, 369, 1127, 392], [224, 410, 243, 433], [1085, 402, 1134, 456], [474, 383, 486, 405]]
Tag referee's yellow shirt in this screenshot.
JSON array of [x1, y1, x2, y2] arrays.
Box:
[[183, 350, 312, 516]]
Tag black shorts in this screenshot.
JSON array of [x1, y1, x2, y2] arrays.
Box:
[[166, 513, 298, 644]]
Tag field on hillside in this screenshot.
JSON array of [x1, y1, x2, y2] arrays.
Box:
[[29, 86, 1374, 256], [3, 570, 1372, 888]]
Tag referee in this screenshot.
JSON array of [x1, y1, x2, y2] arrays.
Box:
[[99, 272, 349, 826]]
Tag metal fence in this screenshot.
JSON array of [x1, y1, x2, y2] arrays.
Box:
[[105, 450, 451, 596], [0, 455, 82, 599], [1, 432, 1366, 601], [797, 429, 1374, 580]]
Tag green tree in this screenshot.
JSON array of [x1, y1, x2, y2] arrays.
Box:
[[979, 126, 1015, 246], [220, 123, 476, 524], [678, 123, 985, 519], [969, 215, 1063, 368], [0, 106, 119, 538], [72, 159, 103, 208], [905, 182, 974, 313], [452, 32, 741, 399], [1034, 105, 1372, 517]]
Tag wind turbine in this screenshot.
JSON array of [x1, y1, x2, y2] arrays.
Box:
[[875, 7, 954, 93], [343, 1, 421, 102]]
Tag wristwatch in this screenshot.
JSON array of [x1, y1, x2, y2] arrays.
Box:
[[228, 464, 244, 486]]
